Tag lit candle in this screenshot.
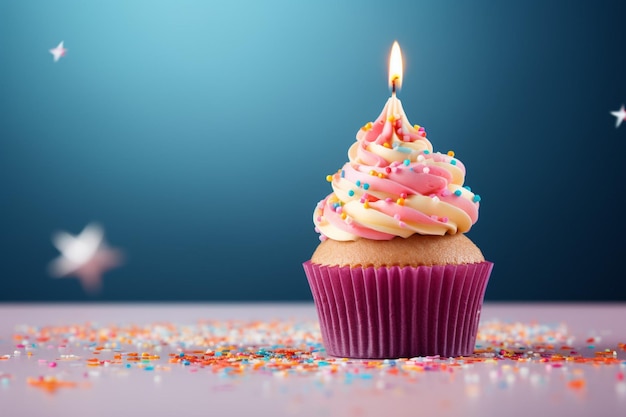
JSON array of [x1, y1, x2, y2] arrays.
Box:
[[388, 41, 403, 96], [379, 41, 417, 143]]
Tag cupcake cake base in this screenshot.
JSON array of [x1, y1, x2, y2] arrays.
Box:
[[303, 261, 493, 359]]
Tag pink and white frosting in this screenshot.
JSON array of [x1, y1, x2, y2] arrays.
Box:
[[314, 96, 481, 241]]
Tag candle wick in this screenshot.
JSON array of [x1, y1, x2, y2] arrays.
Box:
[[391, 76, 399, 97]]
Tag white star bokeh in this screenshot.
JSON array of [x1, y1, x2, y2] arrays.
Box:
[[48, 223, 123, 295], [610, 105, 626, 128], [49, 41, 67, 62]]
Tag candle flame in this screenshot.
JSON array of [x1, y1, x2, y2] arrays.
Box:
[[388, 41, 403, 92]]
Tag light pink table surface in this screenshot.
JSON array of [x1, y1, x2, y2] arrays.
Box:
[[0, 302, 624, 417]]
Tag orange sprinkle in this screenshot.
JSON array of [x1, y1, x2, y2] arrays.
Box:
[[28, 376, 77, 393], [567, 379, 586, 390]]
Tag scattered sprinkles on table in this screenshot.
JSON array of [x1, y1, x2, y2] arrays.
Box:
[[1, 318, 624, 397]]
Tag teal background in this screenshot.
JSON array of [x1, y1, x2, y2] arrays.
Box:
[[1, 0, 625, 301]]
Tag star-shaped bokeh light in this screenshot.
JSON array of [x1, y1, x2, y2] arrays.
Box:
[[49, 41, 67, 62], [48, 223, 123, 295], [611, 105, 626, 128]]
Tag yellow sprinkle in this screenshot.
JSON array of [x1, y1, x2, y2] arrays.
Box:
[[447, 150, 455, 157], [341, 212, 347, 220], [397, 198, 405, 206], [369, 170, 376, 176], [363, 202, 369, 209], [361, 122, 373, 131], [377, 173, 384, 178], [387, 115, 396, 122], [326, 175, 333, 182], [413, 124, 421, 130], [383, 142, 391, 148]]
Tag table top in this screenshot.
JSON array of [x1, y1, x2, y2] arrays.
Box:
[[1, 302, 625, 417]]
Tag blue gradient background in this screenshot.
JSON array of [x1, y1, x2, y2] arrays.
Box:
[[1, 0, 625, 301]]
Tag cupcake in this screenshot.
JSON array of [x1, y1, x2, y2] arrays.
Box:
[[303, 48, 492, 358]]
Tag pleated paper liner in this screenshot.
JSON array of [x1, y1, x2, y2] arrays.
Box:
[[303, 261, 493, 359]]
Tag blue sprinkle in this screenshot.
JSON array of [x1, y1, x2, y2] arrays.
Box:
[[348, 190, 355, 197], [473, 195, 481, 203], [403, 159, 410, 166], [450, 159, 457, 165], [318, 361, 330, 367], [356, 180, 361, 187], [145, 365, 154, 371], [423, 150, 430, 154], [454, 190, 462, 197], [179, 352, 185, 357], [125, 363, 131, 368], [183, 360, 190, 366], [341, 170, 345, 178], [215, 351, 223, 357], [463, 185, 471, 191], [395, 146, 412, 154], [363, 183, 370, 190], [360, 373, 373, 380]]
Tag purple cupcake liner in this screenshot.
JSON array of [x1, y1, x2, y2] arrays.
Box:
[[303, 261, 493, 359]]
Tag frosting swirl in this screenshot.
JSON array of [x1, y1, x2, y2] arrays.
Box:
[[314, 96, 481, 241]]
